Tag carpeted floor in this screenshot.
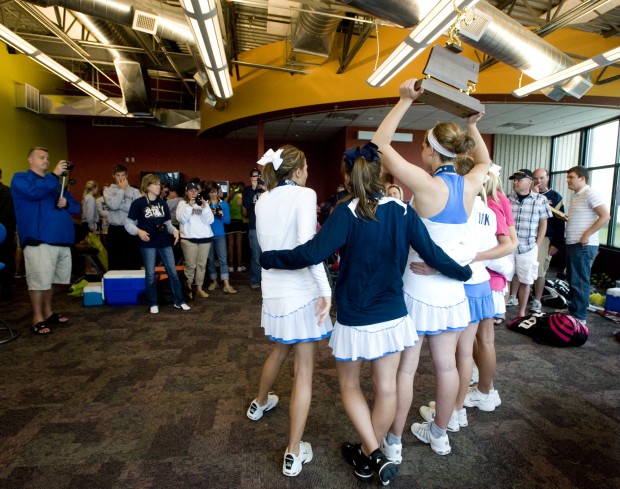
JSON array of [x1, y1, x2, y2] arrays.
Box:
[[0, 271, 618, 489]]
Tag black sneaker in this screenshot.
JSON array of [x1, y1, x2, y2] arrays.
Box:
[[368, 448, 399, 486], [341, 442, 372, 481]]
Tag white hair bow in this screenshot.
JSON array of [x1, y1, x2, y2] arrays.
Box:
[[488, 163, 501, 177], [257, 148, 284, 170]]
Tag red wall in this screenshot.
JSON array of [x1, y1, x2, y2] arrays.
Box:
[[66, 120, 345, 204], [66, 120, 493, 207]]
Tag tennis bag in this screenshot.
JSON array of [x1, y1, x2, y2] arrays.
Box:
[[507, 313, 589, 347]]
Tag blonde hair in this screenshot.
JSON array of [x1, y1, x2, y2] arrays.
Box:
[[140, 173, 161, 195], [83, 180, 98, 196], [261, 145, 306, 190], [425, 122, 476, 165], [484, 171, 505, 203], [454, 156, 487, 203]]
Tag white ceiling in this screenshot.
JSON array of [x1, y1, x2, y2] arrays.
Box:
[[224, 102, 620, 140]]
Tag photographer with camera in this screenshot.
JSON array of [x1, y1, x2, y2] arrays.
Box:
[[11, 147, 80, 335], [242, 168, 265, 290], [205, 181, 237, 294], [176, 181, 214, 299], [125, 174, 189, 314]]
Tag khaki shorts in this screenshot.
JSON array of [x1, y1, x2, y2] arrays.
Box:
[[24, 243, 72, 290], [506, 246, 539, 285], [536, 236, 552, 278]]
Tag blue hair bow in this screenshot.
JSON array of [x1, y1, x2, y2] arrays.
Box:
[[343, 142, 381, 167]]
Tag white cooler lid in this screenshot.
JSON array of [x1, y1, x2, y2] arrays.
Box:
[[103, 270, 145, 279]]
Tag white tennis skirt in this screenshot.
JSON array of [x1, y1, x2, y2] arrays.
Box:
[[262, 296, 333, 344], [328, 315, 419, 362]]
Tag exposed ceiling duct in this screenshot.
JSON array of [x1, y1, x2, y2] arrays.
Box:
[[345, 0, 592, 100], [290, 3, 341, 61]]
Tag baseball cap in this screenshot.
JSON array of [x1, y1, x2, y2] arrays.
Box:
[[186, 181, 200, 190], [250, 168, 261, 177], [509, 169, 534, 180]]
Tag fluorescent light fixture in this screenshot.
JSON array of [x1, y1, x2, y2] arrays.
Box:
[[0, 23, 38, 55], [104, 99, 129, 115], [180, 0, 233, 99], [367, 0, 478, 87], [513, 46, 620, 98], [76, 80, 109, 102], [33, 53, 80, 83], [358, 130, 413, 143]]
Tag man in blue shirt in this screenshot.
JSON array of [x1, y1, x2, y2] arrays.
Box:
[[11, 147, 80, 335]]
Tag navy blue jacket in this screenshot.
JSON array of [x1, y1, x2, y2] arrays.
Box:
[[261, 199, 472, 326]]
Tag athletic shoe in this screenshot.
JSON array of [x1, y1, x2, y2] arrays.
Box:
[[237, 266, 246, 272], [463, 387, 496, 412], [341, 442, 372, 481], [411, 422, 451, 455], [491, 388, 502, 407], [174, 303, 191, 311], [470, 365, 479, 386], [506, 295, 518, 307], [529, 299, 542, 313], [150, 306, 159, 314], [195, 289, 209, 298], [419, 405, 460, 432], [207, 282, 218, 291], [247, 392, 279, 421], [251, 283, 261, 290], [282, 441, 312, 477], [368, 448, 399, 486], [456, 409, 468, 428], [223, 285, 237, 294], [380, 437, 402, 464]]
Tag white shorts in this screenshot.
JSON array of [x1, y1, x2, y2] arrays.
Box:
[[506, 246, 539, 285], [24, 243, 72, 290]]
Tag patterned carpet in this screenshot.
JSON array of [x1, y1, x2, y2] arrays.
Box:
[[0, 272, 618, 489]]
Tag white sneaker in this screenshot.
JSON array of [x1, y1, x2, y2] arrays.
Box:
[[237, 266, 246, 272], [419, 405, 460, 432], [506, 295, 518, 307], [411, 422, 451, 455], [174, 303, 191, 311], [529, 299, 542, 313], [380, 437, 402, 464], [470, 365, 479, 386], [456, 408, 468, 428], [283, 441, 312, 477], [247, 392, 279, 421], [464, 387, 496, 412], [150, 306, 159, 314], [491, 388, 502, 407]]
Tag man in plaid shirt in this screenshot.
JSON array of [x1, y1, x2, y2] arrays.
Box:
[[506, 169, 552, 318]]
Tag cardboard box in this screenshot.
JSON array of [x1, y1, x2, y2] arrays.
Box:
[[103, 270, 145, 305], [606, 287, 620, 313], [83, 282, 103, 307]]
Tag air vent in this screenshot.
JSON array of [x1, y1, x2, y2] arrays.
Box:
[[498, 122, 534, 130], [132, 10, 159, 35], [16, 83, 40, 113], [326, 113, 359, 121], [459, 8, 492, 42]]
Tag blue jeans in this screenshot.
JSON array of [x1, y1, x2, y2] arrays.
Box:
[[207, 236, 229, 281], [141, 246, 184, 307], [248, 229, 261, 286], [565, 244, 598, 321]]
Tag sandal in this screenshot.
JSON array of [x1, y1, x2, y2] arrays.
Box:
[[46, 313, 69, 325], [494, 318, 505, 326], [31, 321, 53, 335]]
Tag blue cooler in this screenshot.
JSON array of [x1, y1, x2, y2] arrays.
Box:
[[605, 287, 620, 313], [103, 270, 145, 305], [83, 282, 103, 306]]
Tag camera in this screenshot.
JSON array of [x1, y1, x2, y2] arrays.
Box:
[[194, 194, 203, 206], [258, 177, 265, 186], [154, 223, 165, 233], [62, 161, 74, 176], [213, 204, 224, 219]]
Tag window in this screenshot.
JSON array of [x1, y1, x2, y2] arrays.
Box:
[[550, 119, 619, 248]]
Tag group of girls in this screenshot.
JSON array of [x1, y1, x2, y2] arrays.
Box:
[[247, 78, 516, 485]]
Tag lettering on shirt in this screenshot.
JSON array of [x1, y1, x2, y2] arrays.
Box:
[[144, 202, 166, 219]]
